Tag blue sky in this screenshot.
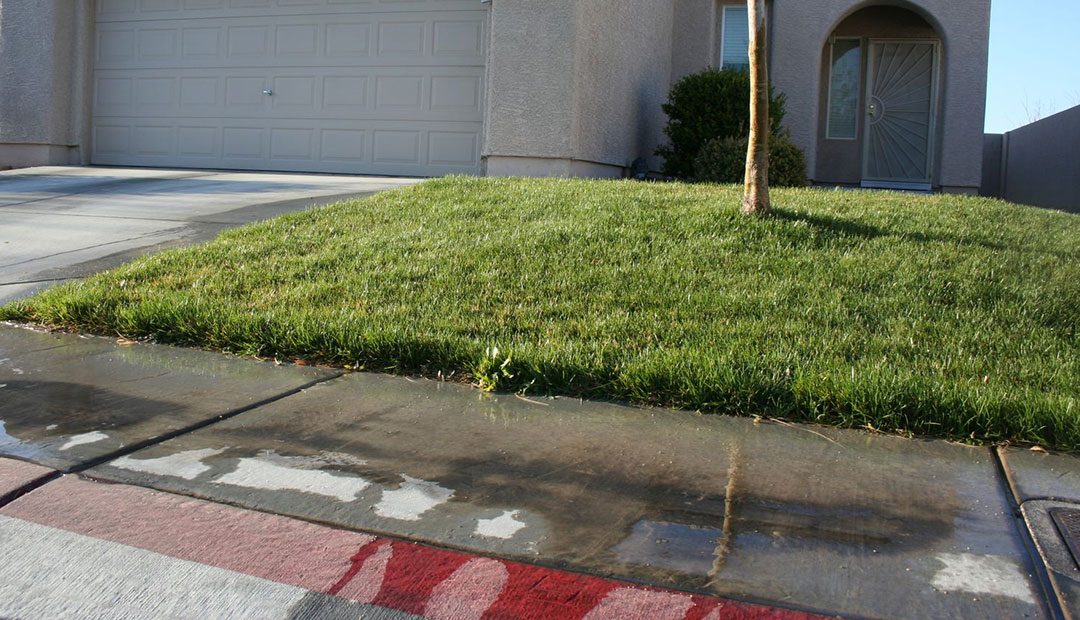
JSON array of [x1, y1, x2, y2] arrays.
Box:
[[985, 0, 1080, 133]]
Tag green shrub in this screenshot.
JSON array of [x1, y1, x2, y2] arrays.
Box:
[[656, 68, 786, 179], [767, 133, 809, 187], [693, 132, 808, 187]]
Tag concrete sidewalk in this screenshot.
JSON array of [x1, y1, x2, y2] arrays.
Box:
[[1, 324, 1077, 619], [0, 166, 417, 304]]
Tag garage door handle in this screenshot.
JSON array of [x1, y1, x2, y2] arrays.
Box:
[[262, 89, 273, 96]]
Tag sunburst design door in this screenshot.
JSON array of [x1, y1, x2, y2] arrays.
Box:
[[862, 41, 939, 189]]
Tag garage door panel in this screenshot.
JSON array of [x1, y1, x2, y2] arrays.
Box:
[[135, 78, 177, 109], [178, 127, 219, 156], [96, 26, 136, 64], [430, 75, 481, 111], [323, 76, 369, 110], [428, 131, 478, 166], [95, 67, 485, 122], [95, 13, 486, 70], [97, 1, 482, 21], [93, 117, 482, 176], [96, 1, 486, 23], [92, 2, 488, 175], [325, 23, 372, 57], [222, 127, 267, 159], [133, 126, 177, 156], [321, 129, 367, 162], [432, 20, 484, 56], [95, 77, 134, 112], [94, 125, 132, 156]]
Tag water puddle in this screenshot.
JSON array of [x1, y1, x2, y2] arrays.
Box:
[[0, 419, 49, 461], [59, 431, 108, 451], [0, 420, 17, 448], [931, 553, 1036, 604], [374, 475, 454, 521], [254, 449, 368, 470], [112, 448, 226, 480], [612, 520, 724, 576], [475, 510, 527, 540], [0, 358, 23, 375], [213, 456, 371, 502]]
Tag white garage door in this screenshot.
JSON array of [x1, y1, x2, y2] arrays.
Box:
[[92, 0, 488, 176]]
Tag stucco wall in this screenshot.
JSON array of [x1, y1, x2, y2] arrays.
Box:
[[771, 0, 990, 191], [485, 0, 675, 176], [483, 0, 576, 162], [987, 105, 1080, 213], [670, 0, 718, 83], [0, 0, 94, 168], [571, 0, 674, 172]]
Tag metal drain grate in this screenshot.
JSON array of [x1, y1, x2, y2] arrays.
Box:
[[1049, 507, 1080, 570]]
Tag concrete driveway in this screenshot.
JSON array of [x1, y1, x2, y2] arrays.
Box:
[[0, 166, 419, 304]]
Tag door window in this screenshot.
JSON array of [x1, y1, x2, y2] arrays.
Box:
[[827, 38, 861, 140]]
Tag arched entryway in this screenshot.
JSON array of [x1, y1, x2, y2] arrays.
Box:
[[815, 5, 943, 190]]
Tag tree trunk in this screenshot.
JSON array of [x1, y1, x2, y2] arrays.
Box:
[[742, 0, 770, 216]]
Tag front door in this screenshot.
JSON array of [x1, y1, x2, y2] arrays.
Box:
[[861, 40, 938, 190]]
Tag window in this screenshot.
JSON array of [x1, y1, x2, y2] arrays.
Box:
[[827, 38, 861, 140], [720, 6, 750, 70]]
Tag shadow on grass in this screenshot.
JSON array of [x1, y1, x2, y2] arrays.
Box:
[[770, 209, 1044, 255], [771, 208, 884, 239]]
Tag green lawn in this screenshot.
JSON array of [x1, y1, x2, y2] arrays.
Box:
[[4, 177, 1079, 449]]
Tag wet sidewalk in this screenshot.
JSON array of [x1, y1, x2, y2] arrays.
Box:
[[1, 324, 1077, 619]]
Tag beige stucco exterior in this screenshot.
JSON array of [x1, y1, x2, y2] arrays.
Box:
[[666, 0, 990, 192], [769, 0, 990, 192], [0, 0, 990, 191], [0, 0, 94, 169], [484, 0, 674, 177]]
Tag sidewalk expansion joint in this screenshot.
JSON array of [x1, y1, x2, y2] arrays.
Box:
[[0, 471, 61, 510], [66, 371, 345, 474], [0, 277, 81, 287], [0, 228, 181, 270]]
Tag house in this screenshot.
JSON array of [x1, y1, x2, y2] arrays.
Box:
[[0, 0, 988, 193]]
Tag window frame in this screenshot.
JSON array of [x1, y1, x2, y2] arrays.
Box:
[[718, 4, 751, 71], [826, 37, 863, 141]]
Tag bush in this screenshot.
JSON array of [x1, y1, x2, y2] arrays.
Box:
[[656, 68, 786, 179], [693, 132, 808, 187]]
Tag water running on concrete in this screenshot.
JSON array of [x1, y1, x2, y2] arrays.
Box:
[[0, 325, 1061, 619], [86, 371, 1047, 619]]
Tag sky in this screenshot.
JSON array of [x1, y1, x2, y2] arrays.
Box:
[[984, 0, 1080, 133]]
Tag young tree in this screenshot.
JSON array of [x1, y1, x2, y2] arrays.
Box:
[[742, 0, 770, 216]]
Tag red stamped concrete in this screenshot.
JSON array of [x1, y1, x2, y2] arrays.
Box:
[[328, 538, 815, 620], [3, 475, 373, 592], [2, 475, 827, 620], [0, 457, 55, 501]]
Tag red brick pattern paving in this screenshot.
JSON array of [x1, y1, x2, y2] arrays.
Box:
[[1, 474, 828, 620]]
